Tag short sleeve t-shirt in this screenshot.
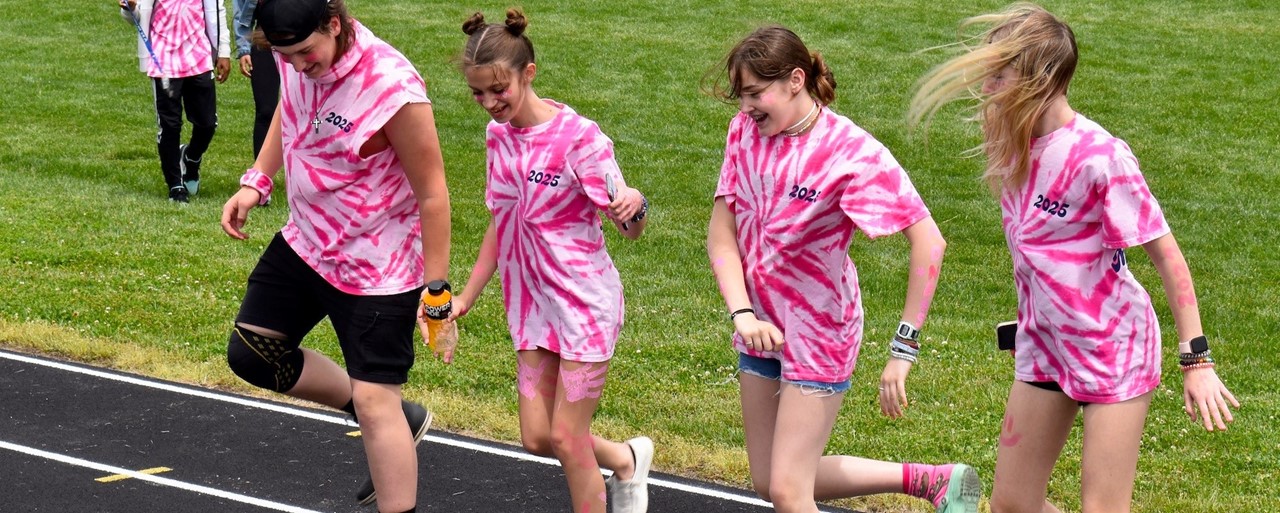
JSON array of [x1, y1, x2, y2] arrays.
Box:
[[484, 100, 626, 362], [715, 109, 930, 383], [276, 21, 431, 295], [148, 0, 213, 78], [1002, 113, 1171, 403]]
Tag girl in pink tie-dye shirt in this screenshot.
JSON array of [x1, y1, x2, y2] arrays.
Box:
[[219, 0, 451, 511], [448, 9, 653, 513], [706, 25, 981, 513], [910, 4, 1238, 512]]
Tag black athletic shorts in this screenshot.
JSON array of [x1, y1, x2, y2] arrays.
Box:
[[235, 233, 423, 384], [1023, 380, 1091, 407]]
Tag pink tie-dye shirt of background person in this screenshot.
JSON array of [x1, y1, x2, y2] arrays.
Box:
[[275, 21, 431, 296], [147, 0, 213, 78], [715, 109, 931, 384], [1002, 113, 1171, 404], [484, 100, 626, 363]]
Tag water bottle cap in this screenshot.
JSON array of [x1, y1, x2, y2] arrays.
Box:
[[427, 280, 451, 295]]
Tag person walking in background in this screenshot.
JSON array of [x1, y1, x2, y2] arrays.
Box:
[[218, 0, 453, 511], [705, 25, 982, 513], [233, 0, 281, 167], [118, 0, 230, 203], [908, 4, 1239, 512], [447, 9, 654, 513]]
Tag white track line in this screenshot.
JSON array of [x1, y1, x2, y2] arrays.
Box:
[[0, 350, 789, 510], [0, 440, 323, 513]]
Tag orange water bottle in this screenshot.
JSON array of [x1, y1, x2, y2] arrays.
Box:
[[422, 280, 452, 351]]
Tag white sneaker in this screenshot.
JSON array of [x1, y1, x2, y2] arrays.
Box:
[[607, 436, 653, 513]]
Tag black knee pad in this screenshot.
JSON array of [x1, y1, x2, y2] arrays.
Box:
[[227, 326, 303, 393]]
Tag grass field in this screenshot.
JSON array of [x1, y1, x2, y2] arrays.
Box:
[[2, 0, 1277, 511]]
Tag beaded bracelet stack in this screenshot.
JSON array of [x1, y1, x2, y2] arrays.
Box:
[[889, 321, 920, 364], [1179, 336, 1215, 372]]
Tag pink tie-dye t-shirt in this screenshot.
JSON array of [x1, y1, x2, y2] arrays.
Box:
[[276, 21, 430, 296], [485, 100, 626, 363], [1003, 113, 1170, 403], [716, 109, 930, 383], [148, 0, 213, 78]]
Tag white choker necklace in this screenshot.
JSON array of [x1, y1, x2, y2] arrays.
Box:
[[782, 102, 820, 137]]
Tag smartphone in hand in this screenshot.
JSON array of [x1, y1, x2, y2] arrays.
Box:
[[997, 321, 1017, 351], [606, 174, 629, 230]]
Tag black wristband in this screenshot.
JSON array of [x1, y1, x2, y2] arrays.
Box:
[[730, 308, 755, 320]]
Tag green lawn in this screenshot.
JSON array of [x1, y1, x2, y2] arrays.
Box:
[[2, 1, 1277, 511]]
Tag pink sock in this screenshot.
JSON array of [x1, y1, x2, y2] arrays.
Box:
[[903, 463, 954, 508]]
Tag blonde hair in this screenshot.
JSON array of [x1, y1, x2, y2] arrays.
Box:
[[908, 3, 1077, 191]]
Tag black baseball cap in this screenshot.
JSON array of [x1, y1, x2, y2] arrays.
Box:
[[256, 0, 331, 47]]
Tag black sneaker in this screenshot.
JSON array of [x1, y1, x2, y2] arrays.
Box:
[[168, 185, 189, 203], [355, 400, 432, 506], [179, 144, 201, 195]]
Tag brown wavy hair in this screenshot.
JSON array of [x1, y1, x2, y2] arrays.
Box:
[[704, 25, 836, 107], [459, 8, 535, 80]]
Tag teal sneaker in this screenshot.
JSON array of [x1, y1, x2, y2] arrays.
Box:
[[934, 463, 981, 513], [179, 144, 200, 195]]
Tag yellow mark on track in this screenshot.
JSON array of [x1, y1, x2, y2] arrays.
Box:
[[347, 430, 362, 437], [96, 467, 172, 483]]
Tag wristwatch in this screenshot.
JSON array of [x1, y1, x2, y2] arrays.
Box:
[[1188, 335, 1209, 354], [895, 321, 920, 341]]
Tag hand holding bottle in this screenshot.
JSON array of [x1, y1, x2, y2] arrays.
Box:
[[420, 280, 458, 363]]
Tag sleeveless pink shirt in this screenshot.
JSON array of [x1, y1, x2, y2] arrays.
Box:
[[275, 21, 431, 295]]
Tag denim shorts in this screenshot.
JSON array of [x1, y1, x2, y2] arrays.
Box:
[[737, 352, 852, 394]]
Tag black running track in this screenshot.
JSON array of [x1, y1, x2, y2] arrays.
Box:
[[0, 349, 853, 513]]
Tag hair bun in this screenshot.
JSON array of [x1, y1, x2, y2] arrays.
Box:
[[810, 51, 837, 105], [504, 8, 528, 37], [462, 12, 486, 35]]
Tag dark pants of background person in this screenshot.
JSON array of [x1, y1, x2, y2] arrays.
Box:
[[154, 72, 217, 191], [249, 46, 280, 158]]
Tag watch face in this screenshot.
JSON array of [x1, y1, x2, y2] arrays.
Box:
[[1190, 336, 1209, 354], [896, 322, 918, 340]]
